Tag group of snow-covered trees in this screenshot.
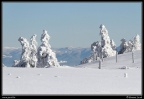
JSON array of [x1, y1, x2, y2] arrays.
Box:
[[81, 24, 116, 64], [118, 34, 141, 54], [80, 24, 141, 64], [12, 30, 60, 68], [11, 25, 141, 67]]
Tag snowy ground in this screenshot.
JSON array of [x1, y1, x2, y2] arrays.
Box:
[[2, 50, 142, 95]]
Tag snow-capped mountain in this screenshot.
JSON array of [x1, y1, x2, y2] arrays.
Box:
[[2, 47, 22, 67], [54, 47, 91, 66], [2, 47, 91, 67]]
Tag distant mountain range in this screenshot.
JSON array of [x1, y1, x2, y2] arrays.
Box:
[[2, 47, 91, 67]]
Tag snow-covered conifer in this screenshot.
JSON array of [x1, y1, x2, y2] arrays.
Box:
[[127, 40, 133, 52], [37, 30, 59, 68], [29, 34, 38, 68], [110, 39, 116, 50], [13, 37, 31, 67], [91, 41, 102, 59], [118, 38, 129, 54], [133, 34, 141, 50], [80, 24, 116, 64], [99, 24, 116, 57]]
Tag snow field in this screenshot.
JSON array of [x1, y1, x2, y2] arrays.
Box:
[[3, 66, 141, 95]]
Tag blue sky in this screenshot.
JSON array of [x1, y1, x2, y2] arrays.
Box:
[[2, 2, 142, 48]]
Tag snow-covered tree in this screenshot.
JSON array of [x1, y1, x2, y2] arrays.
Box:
[[118, 34, 141, 54], [12, 30, 60, 68], [13, 60, 20, 67], [99, 24, 116, 57], [37, 30, 59, 68], [80, 24, 116, 64], [80, 55, 93, 64], [91, 41, 102, 59], [80, 58, 87, 64], [118, 38, 129, 54], [29, 34, 38, 68], [92, 45, 97, 61], [12, 37, 31, 67], [110, 39, 116, 50], [133, 34, 141, 50], [127, 40, 133, 52]]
